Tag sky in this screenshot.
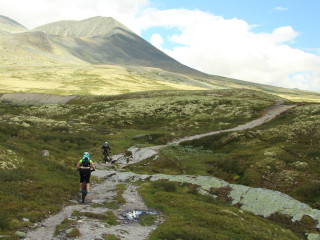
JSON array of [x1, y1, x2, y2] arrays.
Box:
[[1, 0, 320, 92]]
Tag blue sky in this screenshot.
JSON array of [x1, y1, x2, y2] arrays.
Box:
[[142, 0, 319, 53], [1, 0, 319, 91]]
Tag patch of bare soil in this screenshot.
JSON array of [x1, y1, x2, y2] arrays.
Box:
[[0, 93, 76, 104]]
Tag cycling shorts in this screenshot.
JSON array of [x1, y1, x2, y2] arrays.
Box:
[[79, 169, 91, 183]]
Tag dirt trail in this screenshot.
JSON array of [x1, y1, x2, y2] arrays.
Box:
[[25, 172, 161, 240], [170, 103, 296, 145], [25, 102, 296, 240], [0, 93, 76, 105]]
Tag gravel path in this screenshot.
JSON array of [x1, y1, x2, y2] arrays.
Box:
[[0, 93, 76, 104], [25, 173, 161, 240]]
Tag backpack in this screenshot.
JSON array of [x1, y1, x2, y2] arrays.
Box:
[[81, 157, 90, 167]]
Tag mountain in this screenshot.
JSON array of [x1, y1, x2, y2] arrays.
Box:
[[33, 16, 131, 38], [0, 15, 28, 33], [0, 16, 199, 74], [34, 16, 200, 74], [0, 15, 319, 102]]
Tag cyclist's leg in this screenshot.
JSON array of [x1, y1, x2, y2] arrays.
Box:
[[85, 171, 91, 193], [79, 170, 85, 192]]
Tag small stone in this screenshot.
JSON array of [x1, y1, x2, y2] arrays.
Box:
[[41, 150, 49, 156], [32, 223, 39, 228], [22, 218, 29, 222], [15, 231, 27, 238], [66, 228, 73, 234], [307, 233, 320, 240]]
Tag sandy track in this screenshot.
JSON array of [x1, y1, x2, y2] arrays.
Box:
[[0, 93, 76, 104]]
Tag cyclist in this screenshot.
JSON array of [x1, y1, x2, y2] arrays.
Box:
[[76, 152, 95, 194], [101, 142, 111, 163]]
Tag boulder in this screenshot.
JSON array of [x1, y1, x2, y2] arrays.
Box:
[[111, 154, 127, 164], [127, 146, 157, 164]]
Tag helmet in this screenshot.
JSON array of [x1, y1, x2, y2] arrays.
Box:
[[83, 152, 90, 159], [103, 142, 108, 146]]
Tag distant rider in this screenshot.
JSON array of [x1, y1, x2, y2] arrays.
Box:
[[76, 152, 95, 194], [101, 142, 111, 162]]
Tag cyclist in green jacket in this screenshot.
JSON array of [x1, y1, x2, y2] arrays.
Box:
[[76, 152, 95, 194]]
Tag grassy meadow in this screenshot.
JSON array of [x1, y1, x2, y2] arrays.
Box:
[[128, 103, 320, 209], [0, 86, 319, 239], [1, 64, 320, 102]]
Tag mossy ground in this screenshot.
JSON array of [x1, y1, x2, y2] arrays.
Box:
[[139, 180, 300, 240], [0, 88, 317, 239], [129, 103, 320, 209]]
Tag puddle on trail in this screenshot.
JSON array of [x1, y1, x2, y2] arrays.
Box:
[[122, 210, 158, 223], [91, 199, 105, 204]]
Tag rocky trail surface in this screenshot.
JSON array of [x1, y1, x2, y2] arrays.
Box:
[[25, 102, 320, 240]]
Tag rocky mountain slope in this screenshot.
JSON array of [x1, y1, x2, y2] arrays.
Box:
[[0, 16, 199, 75], [33, 16, 131, 38], [0, 15, 28, 33]]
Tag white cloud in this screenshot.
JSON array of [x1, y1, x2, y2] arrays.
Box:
[[0, 0, 148, 32], [150, 33, 164, 50], [274, 6, 288, 11], [135, 8, 320, 91]]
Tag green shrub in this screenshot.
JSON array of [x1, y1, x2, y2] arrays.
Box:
[[152, 180, 177, 193], [66, 227, 80, 238], [103, 234, 120, 240], [294, 183, 320, 207], [139, 213, 157, 226], [0, 210, 10, 230], [1, 168, 32, 182]]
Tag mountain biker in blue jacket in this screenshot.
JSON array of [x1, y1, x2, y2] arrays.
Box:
[[101, 142, 111, 163], [76, 152, 95, 194]]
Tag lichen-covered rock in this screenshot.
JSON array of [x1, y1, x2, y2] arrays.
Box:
[[0, 149, 23, 170], [111, 154, 127, 164], [105, 171, 320, 230], [127, 146, 157, 164], [308, 233, 320, 240]]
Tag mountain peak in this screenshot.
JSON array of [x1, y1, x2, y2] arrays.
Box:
[[33, 16, 132, 38], [0, 15, 28, 33]]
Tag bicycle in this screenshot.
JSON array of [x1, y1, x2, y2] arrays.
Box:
[[78, 168, 95, 203], [103, 151, 111, 163]]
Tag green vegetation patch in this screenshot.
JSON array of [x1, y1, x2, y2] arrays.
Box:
[[0, 89, 297, 237], [72, 210, 118, 226], [139, 180, 300, 240], [139, 213, 158, 226], [54, 218, 77, 236], [103, 234, 120, 240], [180, 104, 320, 208], [130, 103, 320, 209]]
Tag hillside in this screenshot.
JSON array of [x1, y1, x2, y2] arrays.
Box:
[[33, 16, 132, 38], [0, 15, 28, 33], [0, 16, 199, 75], [0, 15, 319, 102], [0, 89, 319, 239]]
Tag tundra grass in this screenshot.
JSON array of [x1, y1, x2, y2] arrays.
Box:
[[130, 103, 320, 209], [1, 65, 320, 102], [139, 180, 300, 240], [0, 89, 294, 237]]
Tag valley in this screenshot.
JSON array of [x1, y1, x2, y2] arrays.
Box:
[[0, 14, 320, 240]]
